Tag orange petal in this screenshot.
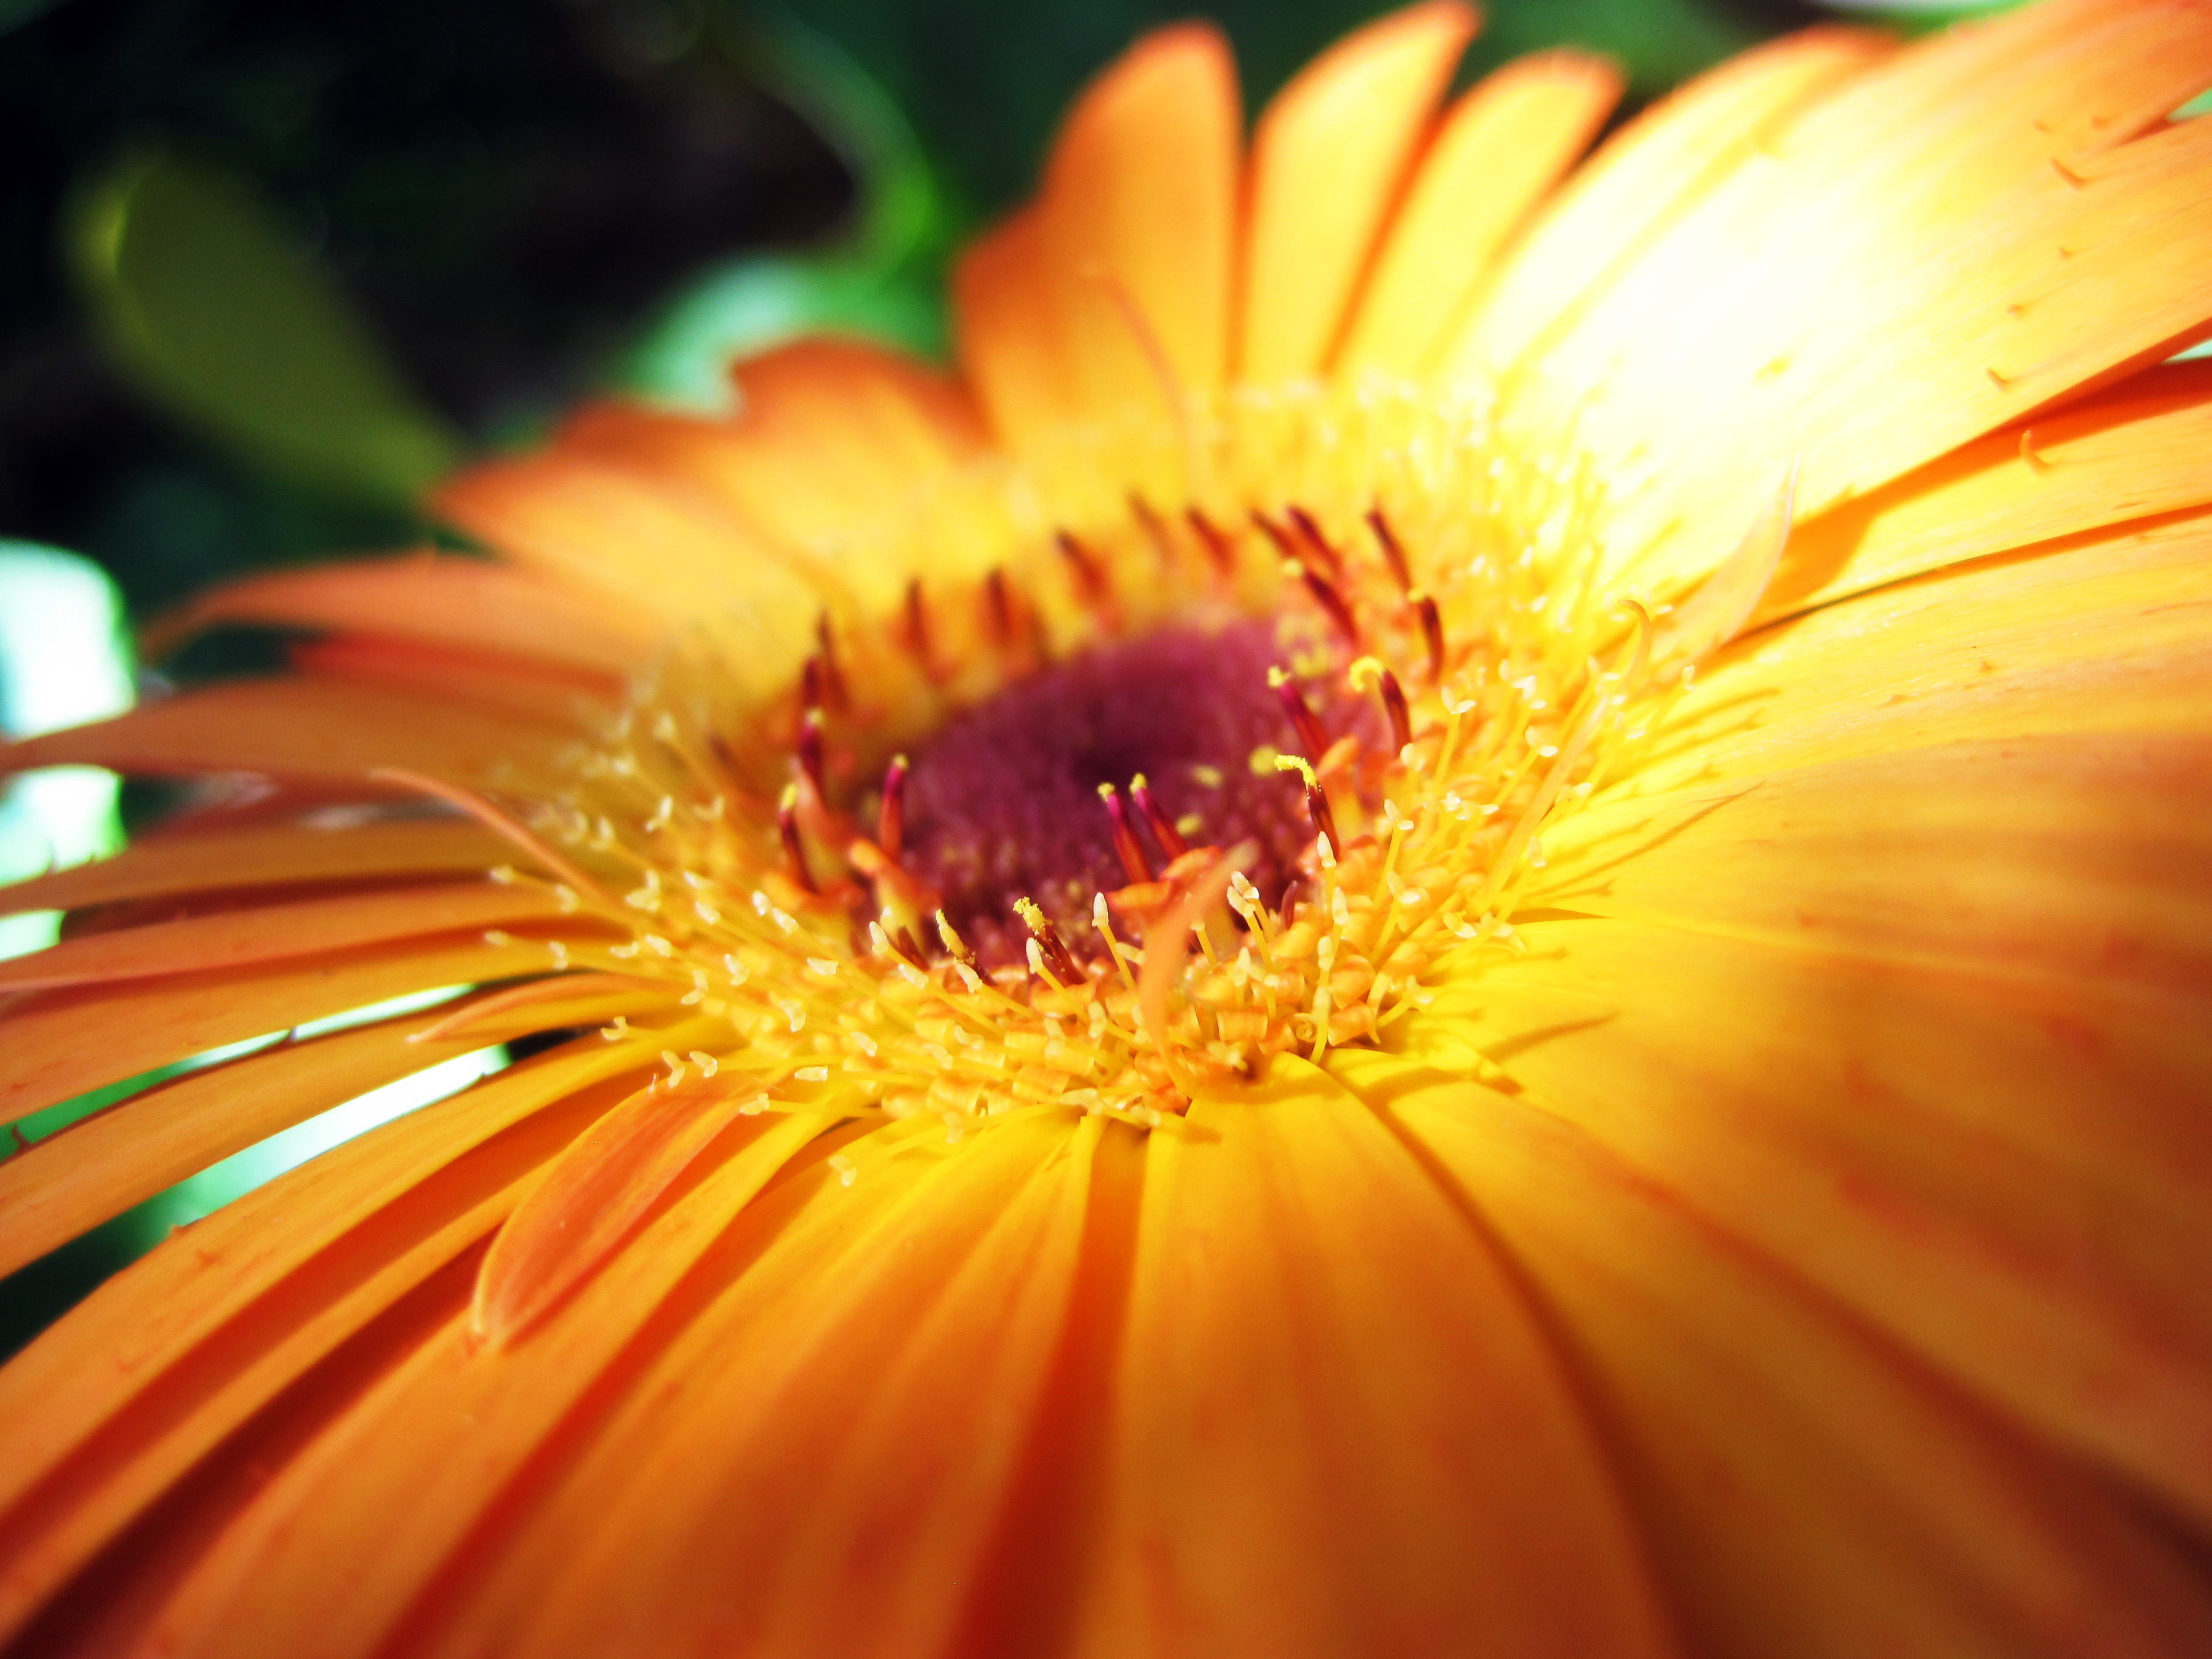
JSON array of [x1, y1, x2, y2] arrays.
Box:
[[1405, 911, 2212, 1530], [2, 678, 572, 795], [1455, 25, 1892, 374], [285, 633, 622, 721], [1039, 23, 1241, 398], [401, 1112, 1083, 1659], [1766, 358, 2212, 621], [1339, 1051, 2212, 1657], [1069, 1059, 1675, 1658], [0, 879, 583, 993], [1637, 506, 2212, 793], [1238, 0, 1478, 381], [1498, 0, 2212, 593], [1335, 49, 1622, 377], [433, 450, 822, 698], [0, 932, 570, 1122], [0, 1032, 680, 1643], [0, 819, 507, 917], [0, 998, 530, 1278], [953, 207, 1085, 449], [1542, 731, 2212, 1003], [559, 344, 986, 606], [143, 556, 659, 676], [473, 1071, 776, 1344], [114, 1111, 834, 1659]]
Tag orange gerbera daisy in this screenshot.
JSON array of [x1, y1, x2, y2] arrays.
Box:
[[5, 0, 2212, 1651]]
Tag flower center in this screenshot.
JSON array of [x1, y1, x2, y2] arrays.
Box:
[[899, 618, 1373, 967]]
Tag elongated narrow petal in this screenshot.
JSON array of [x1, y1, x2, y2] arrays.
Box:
[[1238, 1, 1479, 380]]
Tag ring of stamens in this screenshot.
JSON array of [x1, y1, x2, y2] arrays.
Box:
[[480, 383, 1701, 1133]]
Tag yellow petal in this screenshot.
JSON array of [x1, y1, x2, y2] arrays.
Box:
[[1495, 0, 2212, 592], [1335, 49, 1621, 377], [1069, 1059, 1676, 1658], [1637, 507, 2212, 793], [1455, 25, 1892, 376], [1765, 360, 2212, 622], [1237, 0, 1478, 381]]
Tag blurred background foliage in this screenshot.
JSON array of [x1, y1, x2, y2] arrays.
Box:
[[0, 0, 2016, 622], [0, 0, 2023, 1352]]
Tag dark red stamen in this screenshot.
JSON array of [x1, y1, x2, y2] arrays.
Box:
[[1185, 508, 1237, 577], [1286, 505, 1343, 581], [1057, 530, 1110, 606], [1270, 667, 1330, 760], [815, 614, 850, 712], [1097, 783, 1155, 884], [1128, 493, 1175, 569], [1365, 508, 1411, 592], [796, 708, 826, 797], [777, 785, 817, 894], [1253, 511, 1302, 566], [877, 754, 908, 860], [905, 578, 935, 677], [1411, 589, 1446, 683], [1304, 777, 1339, 851], [1017, 899, 1084, 984], [1376, 667, 1412, 753], [1296, 561, 1359, 648], [893, 923, 928, 967], [985, 567, 1018, 648], [1128, 772, 1188, 860]]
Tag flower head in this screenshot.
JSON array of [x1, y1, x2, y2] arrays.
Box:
[[5, 0, 2212, 1652]]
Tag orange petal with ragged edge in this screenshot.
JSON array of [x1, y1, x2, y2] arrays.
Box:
[[1456, 25, 1892, 375], [1332, 1050, 2212, 1657], [0, 932, 565, 1122], [1039, 22, 1241, 400], [472, 1069, 779, 1346], [121, 1111, 835, 1659], [0, 1037, 671, 1646], [1764, 358, 2212, 623], [1496, 0, 2212, 597], [1408, 906, 2212, 1531], [1067, 1059, 1675, 1659], [1334, 49, 1621, 377], [0, 818, 506, 917], [142, 555, 659, 676], [1238, 0, 1478, 381], [2, 677, 572, 795], [403, 1111, 1078, 1659], [0, 879, 589, 993]]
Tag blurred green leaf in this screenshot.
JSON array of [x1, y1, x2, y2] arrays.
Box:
[[68, 153, 463, 509], [623, 12, 958, 406]]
